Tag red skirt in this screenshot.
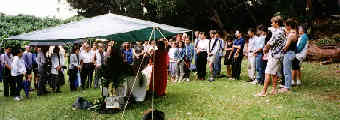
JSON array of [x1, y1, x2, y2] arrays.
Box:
[[149, 50, 168, 96]]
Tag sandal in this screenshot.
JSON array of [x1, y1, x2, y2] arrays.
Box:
[[270, 90, 278, 95], [254, 93, 267, 97], [278, 88, 289, 93]]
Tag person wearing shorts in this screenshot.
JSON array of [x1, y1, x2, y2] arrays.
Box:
[[256, 16, 286, 97], [292, 26, 309, 86]]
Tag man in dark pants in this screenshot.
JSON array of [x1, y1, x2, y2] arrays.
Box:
[[51, 46, 64, 93], [1, 47, 13, 96], [37, 47, 49, 96], [80, 44, 95, 89], [231, 30, 245, 80]]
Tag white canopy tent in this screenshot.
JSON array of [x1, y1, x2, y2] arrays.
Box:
[[7, 13, 191, 43]]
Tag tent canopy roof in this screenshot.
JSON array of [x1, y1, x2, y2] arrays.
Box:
[[7, 13, 191, 42]]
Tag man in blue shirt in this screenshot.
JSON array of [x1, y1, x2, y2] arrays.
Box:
[[184, 38, 194, 82], [231, 30, 245, 80]]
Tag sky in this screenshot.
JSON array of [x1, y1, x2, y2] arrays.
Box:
[[0, 0, 78, 19]]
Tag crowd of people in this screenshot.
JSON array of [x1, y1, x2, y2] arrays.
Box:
[[1, 15, 309, 101]]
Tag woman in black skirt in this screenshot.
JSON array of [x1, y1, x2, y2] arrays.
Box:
[[224, 38, 233, 77]]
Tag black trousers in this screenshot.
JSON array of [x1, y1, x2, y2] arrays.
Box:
[[197, 51, 207, 79], [81, 63, 94, 89], [51, 74, 60, 92], [3, 75, 15, 96], [68, 69, 77, 91], [280, 62, 285, 86], [183, 60, 191, 78], [259, 60, 268, 85], [232, 56, 243, 80], [13, 75, 23, 96]]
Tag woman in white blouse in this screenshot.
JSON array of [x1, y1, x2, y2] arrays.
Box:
[[11, 48, 26, 101], [196, 32, 209, 80]]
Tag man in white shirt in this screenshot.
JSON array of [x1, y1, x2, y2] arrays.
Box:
[[252, 25, 266, 85], [11, 48, 26, 101], [193, 31, 200, 72], [94, 43, 105, 88], [208, 30, 221, 81], [247, 28, 257, 82], [80, 44, 95, 89]]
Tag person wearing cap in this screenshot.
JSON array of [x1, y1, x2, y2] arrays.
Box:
[[22, 45, 33, 90], [230, 30, 245, 80]]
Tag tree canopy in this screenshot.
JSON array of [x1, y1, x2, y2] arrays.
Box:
[[0, 13, 83, 47], [66, 0, 340, 31]]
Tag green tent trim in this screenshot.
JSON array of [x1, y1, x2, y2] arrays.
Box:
[[98, 27, 176, 42]]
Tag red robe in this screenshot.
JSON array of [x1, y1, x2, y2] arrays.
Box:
[[149, 49, 168, 96]]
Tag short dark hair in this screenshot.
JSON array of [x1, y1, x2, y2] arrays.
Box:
[[257, 24, 265, 32], [248, 28, 256, 33], [12, 48, 22, 56], [285, 18, 298, 30], [53, 46, 60, 54], [143, 109, 165, 120], [209, 30, 217, 34]]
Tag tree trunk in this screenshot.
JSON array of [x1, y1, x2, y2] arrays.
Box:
[[307, 43, 340, 61]]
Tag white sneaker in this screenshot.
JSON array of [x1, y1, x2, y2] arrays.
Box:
[[292, 80, 296, 86], [250, 80, 258, 85], [296, 80, 301, 85], [14, 96, 21, 101], [279, 85, 285, 88], [186, 78, 190, 82]]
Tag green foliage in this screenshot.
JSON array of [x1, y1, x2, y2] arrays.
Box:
[[66, 0, 338, 31], [0, 14, 83, 48], [315, 34, 340, 46], [316, 38, 338, 46]]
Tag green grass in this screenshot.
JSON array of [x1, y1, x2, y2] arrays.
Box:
[[0, 60, 340, 120]]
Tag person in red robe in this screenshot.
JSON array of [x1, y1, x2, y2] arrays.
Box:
[[149, 40, 168, 96]]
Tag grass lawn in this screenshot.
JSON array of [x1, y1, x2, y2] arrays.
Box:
[[0, 60, 340, 120]]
